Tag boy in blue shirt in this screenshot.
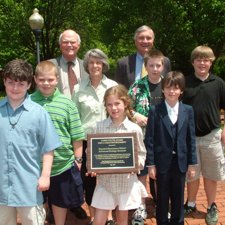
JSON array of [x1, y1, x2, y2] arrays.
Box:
[[0, 59, 62, 225]]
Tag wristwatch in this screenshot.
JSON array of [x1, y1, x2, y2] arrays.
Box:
[[75, 157, 83, 164]]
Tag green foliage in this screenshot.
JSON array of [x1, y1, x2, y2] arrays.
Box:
[[0, 0, 224, 82]]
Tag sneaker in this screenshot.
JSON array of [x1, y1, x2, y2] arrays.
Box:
[[205, 202, 218, 225], [131, 216, 144, 225], [70, 206, 87, 219], [131, 206, 147, 225], [184, 202, 197, 215], [105, 219, 115, 225], [133, 206, 147, 220]]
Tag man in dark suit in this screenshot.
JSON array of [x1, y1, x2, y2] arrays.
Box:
[[145, 71, 197, 225], [50, 29, 88, 98], [114, 25, 171, 89]]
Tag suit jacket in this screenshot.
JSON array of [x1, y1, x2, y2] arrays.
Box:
[[145, 101, 197, 174], [49, 56, 88, 98], [114, 53, 171, 89]]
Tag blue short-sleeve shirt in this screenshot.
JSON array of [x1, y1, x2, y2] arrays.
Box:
[[0, 95, 62, 207]]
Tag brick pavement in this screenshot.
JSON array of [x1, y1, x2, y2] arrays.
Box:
[[17, 177, 225, 225]]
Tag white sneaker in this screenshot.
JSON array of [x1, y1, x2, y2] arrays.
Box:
[[133, 206, 147, 220]]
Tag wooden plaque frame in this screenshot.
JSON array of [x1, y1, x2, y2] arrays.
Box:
[[87, 132, 138, 174]]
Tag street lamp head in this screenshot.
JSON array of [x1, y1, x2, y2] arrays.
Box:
[[29, 8, 44, 30]]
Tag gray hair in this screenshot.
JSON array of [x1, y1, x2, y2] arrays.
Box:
[[133, 25, 155, 40], [83, 49, 110, 74], [58, 30, 81, 45]]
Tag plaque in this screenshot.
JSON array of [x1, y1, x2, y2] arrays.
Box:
[[87, 132, 138, 174]]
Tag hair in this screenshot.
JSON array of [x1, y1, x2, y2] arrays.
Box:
[[104, 84, 135, 122], [83, 48, 110, 74], [3, 59, 33, 84], [191, 45, 215, 63], [133, 25, 155, 40], [144, 49, 164, 66], [162, 71, 185, 100], [35, 61, 58, 77], [58, 29, 81, 45]]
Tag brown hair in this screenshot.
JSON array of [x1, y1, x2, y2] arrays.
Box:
[[162, 71, 185, 100], [144, 49, 164, 66], [3, 59, 33, 84], [104, 84, 135, 122]]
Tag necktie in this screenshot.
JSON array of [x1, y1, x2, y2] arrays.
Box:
[[141, 61, 147, 78], [67, 61, 78, 94]]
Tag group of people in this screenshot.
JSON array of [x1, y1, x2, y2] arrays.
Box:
[[0, 24, 224, 225]]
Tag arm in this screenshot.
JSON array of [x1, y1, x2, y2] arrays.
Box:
[[73, 140, 83, 170], [38, 151, 54, 192], [221, 111, 225, 144], [128, 80, 149, 127]]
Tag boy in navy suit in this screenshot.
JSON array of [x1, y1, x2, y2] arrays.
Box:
[[145, 71, 197, 225]]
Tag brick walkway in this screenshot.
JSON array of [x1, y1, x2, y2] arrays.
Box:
[[17, 177, 225, 225]]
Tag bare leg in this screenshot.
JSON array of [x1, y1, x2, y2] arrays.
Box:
[[52, 204, 67, 225], [93, 209, 109, 225], [203, 178, 217, 206], [116, 209, 128, 225], [187, 179, 200, 202], [89, 205, 95, 222]]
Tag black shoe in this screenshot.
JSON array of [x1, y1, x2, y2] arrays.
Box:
[[184, 201, 197, 215], [105, 220, 115, 225], [70, 206, 87, 219]]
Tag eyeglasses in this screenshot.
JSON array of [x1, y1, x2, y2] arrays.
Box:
[[195, 59, 211, 63], [61, 40, 77, 45]]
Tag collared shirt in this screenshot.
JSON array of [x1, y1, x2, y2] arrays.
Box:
[[135, 53, 144, 80], [0, 94, 62, 207], [31, 88, 85, 176], [57, 56, 80, 98], [165, 101, 179, 124], [128, 76, 152, 117], [183, 73, 225, 136], [72, 75, 117, 139], [94, 117, 146, 194]]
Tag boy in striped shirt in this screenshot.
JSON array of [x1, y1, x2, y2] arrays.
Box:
[[31, 60, 85, 224]]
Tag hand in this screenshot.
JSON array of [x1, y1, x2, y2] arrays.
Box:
[[135, 112, 148, 127], [37, 175, 50, 192], [221, 129, 225, 145], [85, 172, 97, 177], [148, 166, 156, 180], [187, 165, 196, 180]]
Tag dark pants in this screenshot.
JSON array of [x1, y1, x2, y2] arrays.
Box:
[[156, 156, 185, 225], [81, 140, 96, 205]]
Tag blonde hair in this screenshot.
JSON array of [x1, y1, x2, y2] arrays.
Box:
[[104, 85, 135, 122], [35, 61, 58, 77], [191, 45, 215, 63]]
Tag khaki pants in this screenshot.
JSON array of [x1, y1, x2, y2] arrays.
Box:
[[0, 205, 46, 225]]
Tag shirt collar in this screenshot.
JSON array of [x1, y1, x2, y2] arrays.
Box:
[[105, 116, 130, 129], [136, 52, 144, 60], [165, 100, 179, 114], [31, 88, 60, 101], [0, 93, 31, 111], [62, 56, 77, 65]]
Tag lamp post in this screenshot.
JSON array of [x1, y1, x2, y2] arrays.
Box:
[[29, 8, 44, 64]]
